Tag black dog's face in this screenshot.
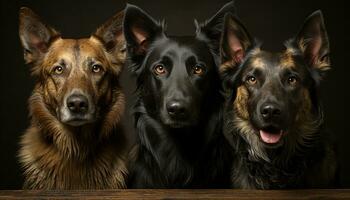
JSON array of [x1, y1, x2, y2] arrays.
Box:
[[124, 3, 234, 128], [220, 12, 330, 148], [142, 37, 216, 127]]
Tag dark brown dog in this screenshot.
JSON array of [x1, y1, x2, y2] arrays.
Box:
[[18, 7, 128, 189], [220, 11, 338, 189]]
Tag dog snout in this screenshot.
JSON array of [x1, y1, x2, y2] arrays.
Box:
[[260, 103, 282, 120], [67, 94, 89, 114], [166, 100, 187, 117]]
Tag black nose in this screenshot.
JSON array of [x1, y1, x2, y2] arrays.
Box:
[[166, 101, 186, 117], [260, 103, 281, 120], [67, 94, 89, 114]]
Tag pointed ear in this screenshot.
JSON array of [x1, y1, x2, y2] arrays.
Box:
[[94, 10, 125, 53], [295, 10, 330, 71], [220, 13, 253, 68], [196, 1, 236, 44], [19, 7, 60, 64], [123, 4, 164, 56]]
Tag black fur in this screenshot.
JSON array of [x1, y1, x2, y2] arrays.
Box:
[[124, 2, 235, 188], [220, 12, 338, 189]]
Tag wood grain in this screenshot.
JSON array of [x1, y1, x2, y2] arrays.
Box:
[[0, 189, 350, 200]]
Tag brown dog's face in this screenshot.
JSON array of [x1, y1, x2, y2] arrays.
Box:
[[220, 12, 330, 148], [19, 8, 125, 126]]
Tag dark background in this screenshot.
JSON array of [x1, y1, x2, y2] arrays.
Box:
[[0, 0, 347, 189]]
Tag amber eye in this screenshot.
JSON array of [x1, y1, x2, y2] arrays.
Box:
[[246, 76, 257, 85], [53, 66, 64, 74], [288, 76, 298, 85], [193, 64, 204, 75], [154, 64, 166, 75], [92, 64, 102, 73]]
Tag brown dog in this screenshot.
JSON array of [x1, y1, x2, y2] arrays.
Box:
[[18, 7, 128, 189]]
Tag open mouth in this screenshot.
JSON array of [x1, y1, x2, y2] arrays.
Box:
[[259, 126, 285, 144]]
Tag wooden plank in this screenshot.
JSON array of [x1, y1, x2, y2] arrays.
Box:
[[0, 189, 350, 200]]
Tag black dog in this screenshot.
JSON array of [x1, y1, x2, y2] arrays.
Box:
[[220, 12, 337, 189], [124, 2, 234, 188]]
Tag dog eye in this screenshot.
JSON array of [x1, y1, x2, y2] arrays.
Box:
[[193, 64, 204, 75], [154, 64, 166, 75], [92, 64, 102, 73], [288, 76, 298, 85], [246, 76, 257, 85], [53, 66, 64, 75]]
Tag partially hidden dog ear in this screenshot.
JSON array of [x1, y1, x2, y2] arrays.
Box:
[[19, 7, 60, 64], [295, 10, 330, 72], [195, 1, 236, 46], [123, 4, 164, 56], [220, 13, 253, 69], [94, 10, 125, 53]]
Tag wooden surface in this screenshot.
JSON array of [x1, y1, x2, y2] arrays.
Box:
[[0, 189, 350, 200]]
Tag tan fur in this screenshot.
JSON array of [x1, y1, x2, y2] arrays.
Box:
[[219, 60, 236, 74], [248, 47, 261, 56], [219, 47, 261, 74], [232, 80, 324, 163], [19, 40, 128, 189], [229, 56, 324, 162], [231, 85, 270, 162], [297, 38, 331, 71], [233, 86, 250, 120], [285, 47, 298, 55], [222, 11, 336, 188], [251, 57, 266, 69], [280, 51, 295, 68], [18, 8, 128, 189]]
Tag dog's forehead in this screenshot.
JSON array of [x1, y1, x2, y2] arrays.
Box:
[[153, 36, 212, 60], [46, 38, 106, 63], [246, 50, 297, 70]]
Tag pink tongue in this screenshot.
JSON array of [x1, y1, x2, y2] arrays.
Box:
[[259, 130, 283, 144]]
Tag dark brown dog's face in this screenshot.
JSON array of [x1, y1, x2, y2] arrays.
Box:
[[232, 49, 316, 147], [220, 11, 330, 148], [19, 8, 125, 126]]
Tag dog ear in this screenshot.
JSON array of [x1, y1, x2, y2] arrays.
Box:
[[295, 10, 330, 72], [219, 13, 253, 95], [220, 13, 253, 69], [19, 7, 60, 64], [94, 10, 125, 54], [195, 1, 236, 53], [123, 4, 164, 56]]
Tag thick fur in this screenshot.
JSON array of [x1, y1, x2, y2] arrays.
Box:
[[124, 3, 235, 188], [18, 7, 128, 189], [220, 12, 338, 189]]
